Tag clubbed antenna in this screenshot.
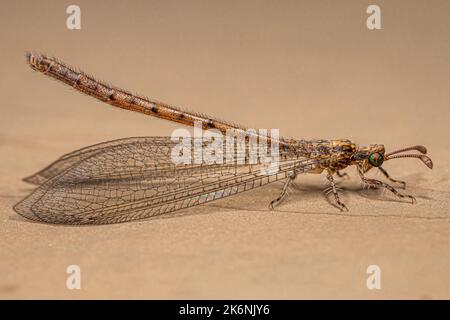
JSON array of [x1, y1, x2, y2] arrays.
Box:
[[385, 145, 427, 157], [385, 154, 433, 169]]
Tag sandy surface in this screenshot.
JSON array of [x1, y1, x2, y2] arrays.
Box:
[[1, 0, 449, 299]]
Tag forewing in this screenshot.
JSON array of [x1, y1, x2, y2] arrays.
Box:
[[23, 137, 166, 185], [15, 137, 317, 224]]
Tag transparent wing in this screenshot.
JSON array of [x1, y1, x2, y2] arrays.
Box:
[[23, 137, 156, 185], [23, 137, 303, 185], [14, 137, 318, 225]]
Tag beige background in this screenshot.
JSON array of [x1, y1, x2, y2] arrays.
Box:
[[1, 0, 450, 299]]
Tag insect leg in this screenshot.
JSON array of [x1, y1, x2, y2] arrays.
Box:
[[358, 166, 415, 204], [269, 171, 296, 209], [378, 167, 406, 189], [326, 170, 348, 212]]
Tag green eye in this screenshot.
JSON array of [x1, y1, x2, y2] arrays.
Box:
[[368, 152, 384, 167]]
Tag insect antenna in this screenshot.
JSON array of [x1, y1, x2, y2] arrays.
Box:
[[385, 145, 427, 157], [385, 154, 433, 169]]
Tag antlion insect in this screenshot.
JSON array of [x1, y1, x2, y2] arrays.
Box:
[[14, 53, 433, 225]]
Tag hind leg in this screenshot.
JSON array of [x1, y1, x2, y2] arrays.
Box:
[[269, 172, 296, 209]]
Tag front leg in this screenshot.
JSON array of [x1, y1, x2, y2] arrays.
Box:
[[378, 167, 406, 189], [358, 166, 415, 204], [325, 170, 348, 211]]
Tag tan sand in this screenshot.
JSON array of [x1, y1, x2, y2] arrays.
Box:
[[0, 0, 449, 299]]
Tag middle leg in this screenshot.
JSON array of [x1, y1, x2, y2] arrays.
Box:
[[325, 170, 348, 212]]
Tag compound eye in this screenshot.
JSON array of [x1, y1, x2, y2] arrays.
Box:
[[368, 152, 384, 167]]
